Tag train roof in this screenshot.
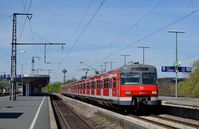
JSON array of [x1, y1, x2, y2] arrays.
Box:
[[66, 64, 157, 85], [81, 64, 156, 79], [119, 64, 157, 73]]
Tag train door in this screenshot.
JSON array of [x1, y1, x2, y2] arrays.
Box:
[[109, 74, 112, 98], [91, 81, 95, 95], [103, 78, 109, 96], [79, 83, 82, 94], [94, 79, 96, 97], [100, 77, 103, 97], [89, 80, 91, 96], [112, 77, 117, 96], [96, 80, 101, 96], [83, 82, 86, 94], [116, 75, 120, 97], [87, 82, 90, 95]]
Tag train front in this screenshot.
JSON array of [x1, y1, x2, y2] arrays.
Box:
[[119, 64, 161, 110]]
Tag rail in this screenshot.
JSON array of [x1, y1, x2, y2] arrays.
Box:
[[129, 114, 179, 129], [150, 115, 199, 129], [50, 95, 95, 129]]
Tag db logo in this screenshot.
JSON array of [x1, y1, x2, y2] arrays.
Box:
[[140, 86, 144, 90]]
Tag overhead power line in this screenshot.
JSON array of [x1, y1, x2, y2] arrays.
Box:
[[54, 0, 106, 80], [64, 0, 106, 57], [67, 0, 94, 45], [20, 0, 28, 11], [154, 53, 199, 67], [18, 0, 33, 42], [96, 7, 199, 64], [90, 0, 164, 63]]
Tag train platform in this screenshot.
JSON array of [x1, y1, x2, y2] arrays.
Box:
[[159, 96, 199, 109], [0, 95, 57, 129]]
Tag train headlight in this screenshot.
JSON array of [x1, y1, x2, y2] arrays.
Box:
[[152, 91, 157, 95], [125, 90, 132, 95]]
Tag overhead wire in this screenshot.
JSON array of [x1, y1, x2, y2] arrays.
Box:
[[63, 0, 106, 58], [20, 0, 28, 11], [57, 0, 94, 66], [19, 0, 49, 71], [18, 0, 33, 42], [55, 0, 106, 79], [95, 7, 199, 65], [18, 0, 28, 40], [67, 0, 94, 46], [89, 0, 165, 63], [154, 53, 199, 69]]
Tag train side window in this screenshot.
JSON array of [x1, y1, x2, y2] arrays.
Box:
[[113, 78, 116, 88], [103, 79, 109, 88], [91, 81, 94, 89], [87, 82, 90, 89], [83, 84, 85, 89], [107, 79, 110, 88], [94, 81, 96, 89], [97, 80, 100, 88]]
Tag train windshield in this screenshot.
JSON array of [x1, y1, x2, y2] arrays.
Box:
[[142, 73, 157, 84], [121, 73, 140, 85]]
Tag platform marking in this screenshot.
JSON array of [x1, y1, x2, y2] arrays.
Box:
[[29, 97, 45, 129]]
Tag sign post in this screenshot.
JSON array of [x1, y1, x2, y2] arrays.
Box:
[[161, 65, 191, 101]]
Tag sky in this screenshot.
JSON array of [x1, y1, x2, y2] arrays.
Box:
[[0, 0, 199, 82]]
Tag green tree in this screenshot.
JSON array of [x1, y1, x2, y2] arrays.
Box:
[[47, 78, 78, 93], [0, 80, 6, 92], [48, 82, 62, 93], [179, 60, 199, 97], [0, 80, 9, 94], [65, 78, 77, 84]]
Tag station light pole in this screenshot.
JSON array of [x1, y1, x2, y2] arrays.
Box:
[[120, 55, 130, 65], [137, 46, 150, 64], [168, 30, 185, 101], [62, 69, 67, 83]]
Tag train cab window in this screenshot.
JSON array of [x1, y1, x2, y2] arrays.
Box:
[[121, 73, 140, 85], [113, 78, 116, 88], [142, 73, 157, 84]]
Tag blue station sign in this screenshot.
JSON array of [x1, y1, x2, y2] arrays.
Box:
[[161, 66, 176, 72], [0, 74, 23, 80], [161, 66, 192, 73], [178, 66, 192, 72]]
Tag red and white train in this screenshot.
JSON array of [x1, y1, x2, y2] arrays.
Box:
[[61, 63, 161, 111]]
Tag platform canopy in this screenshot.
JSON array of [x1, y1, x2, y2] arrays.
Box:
[[23, 74, 50, 96]]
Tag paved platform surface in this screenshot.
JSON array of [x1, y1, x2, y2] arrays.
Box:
[[0, 96, 52, 129], [159, 96, 199, 108]]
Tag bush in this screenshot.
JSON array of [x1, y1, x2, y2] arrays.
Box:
[[178, 60, 199, 98]]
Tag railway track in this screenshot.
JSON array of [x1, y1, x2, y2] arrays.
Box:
[[57, 94, 199, 129], [129, 114, 199, 129], [150, 115, 199, 129], [50, 95, 95, 129], [129, 114, 179, 129]]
